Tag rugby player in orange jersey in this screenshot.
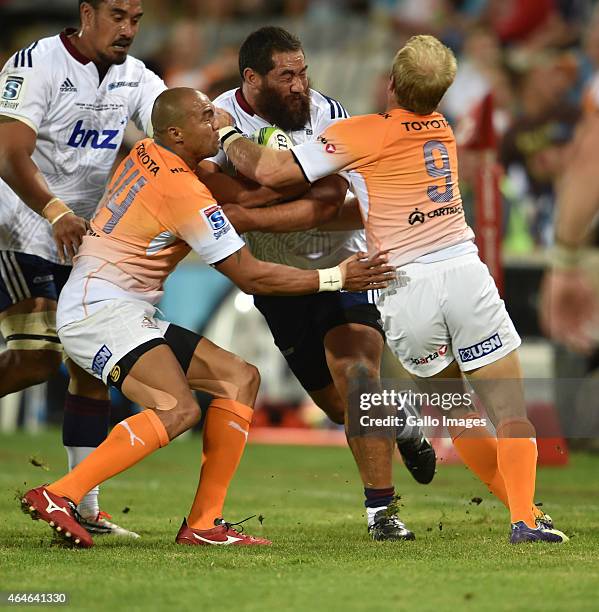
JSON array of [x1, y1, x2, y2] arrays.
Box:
[[20, 87, 393, 549], [217, 35, 568, 544]]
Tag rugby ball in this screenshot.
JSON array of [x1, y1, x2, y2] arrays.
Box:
[[252, 126, 293, 150]]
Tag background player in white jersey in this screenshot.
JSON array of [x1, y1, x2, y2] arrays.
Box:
[[202, 27, 435, 541], [0, 0, 165, 536]]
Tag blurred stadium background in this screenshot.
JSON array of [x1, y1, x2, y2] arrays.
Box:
[[1, 0, 598, 459]]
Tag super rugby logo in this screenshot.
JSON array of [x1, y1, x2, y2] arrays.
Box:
[[458, 333, 502, 363], [2, 75, 23, 100], [201, 205, 231, 240], [92, 345, 112, 376]]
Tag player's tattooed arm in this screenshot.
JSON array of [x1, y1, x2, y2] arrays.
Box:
[[219, 129, 307, 189], [197, 161, 307, 208], [0, 114, 88, 262], [222, 175, 348, 234]]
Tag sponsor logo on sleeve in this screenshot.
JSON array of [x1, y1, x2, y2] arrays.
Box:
[[458, 333, 502, 363], [201, 204, 231, 240], [0, 75, 25, 110], [318, 135, 336, 153], [2, 75, 24, 100], [92, 345, 113, 376]]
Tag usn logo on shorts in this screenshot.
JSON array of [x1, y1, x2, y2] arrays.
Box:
[[202, 205, 231, 240], [92, 344, 113, 377], [458, 333, 502, 363]]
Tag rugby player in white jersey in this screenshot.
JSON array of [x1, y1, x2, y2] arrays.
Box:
[[202, 27, 436, 541], [0, 0, 166, 536]]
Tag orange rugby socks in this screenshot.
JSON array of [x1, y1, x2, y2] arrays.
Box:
[[450, 415, 510, 507], [48, 410, 169, 505], [496, 418, 538, 528], [451, 414, 542, 525], [187, 399, 253, 530]]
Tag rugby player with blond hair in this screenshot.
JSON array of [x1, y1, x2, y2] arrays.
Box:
[[217, 35, 568, 544]]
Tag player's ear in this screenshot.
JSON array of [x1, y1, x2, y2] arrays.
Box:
[[168, 126, 184, 144], [79, 1, 95, 30], [243, 67, 260, 88], [388, 73, 395, 93]]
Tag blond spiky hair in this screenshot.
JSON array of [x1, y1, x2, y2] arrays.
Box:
[[391, 35, 457, 115]]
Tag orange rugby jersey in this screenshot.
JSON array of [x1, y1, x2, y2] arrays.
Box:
[[57, 138, 243, 327], [292, 109, 474, 265]]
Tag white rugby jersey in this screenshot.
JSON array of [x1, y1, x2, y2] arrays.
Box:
[[208, 88, 367, 269], [0, 30, 167, 264]]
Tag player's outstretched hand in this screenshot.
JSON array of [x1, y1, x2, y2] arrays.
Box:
[[52, 213, 88, 264], [214, 108, 235, 129], [340, 251, 395, 292], [539, 268, 599, 354]]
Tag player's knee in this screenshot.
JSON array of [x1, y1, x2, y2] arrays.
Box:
[[225, 357, 260, 402], [337, 358, 379, 384], [240, 361, 261, 397], [176, 396, 202, 430]]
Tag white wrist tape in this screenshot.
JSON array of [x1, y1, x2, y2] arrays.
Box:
[[318, 266, 343, 292], [218, 126, 243, 154], [42, 197, 74, 225], [551, 243, 582, 270]]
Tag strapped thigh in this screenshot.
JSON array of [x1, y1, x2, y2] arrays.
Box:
[[0, 311, 62, 351]]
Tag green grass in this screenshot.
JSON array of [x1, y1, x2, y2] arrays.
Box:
[[1, 430, 598, 612]]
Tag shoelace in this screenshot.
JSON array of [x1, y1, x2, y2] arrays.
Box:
[[217, 514, 256, 534], [369, 514, 407, 532], [97, 511, 113, 521], [67, 501, 83, 524], [378, 514, 407, 529]]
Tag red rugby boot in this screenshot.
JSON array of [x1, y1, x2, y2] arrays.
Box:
[[176, 517, 271, 546], [21, 486, 93, 548]]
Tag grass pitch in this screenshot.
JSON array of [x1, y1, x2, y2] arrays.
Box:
[[1, 430, 598, 611]]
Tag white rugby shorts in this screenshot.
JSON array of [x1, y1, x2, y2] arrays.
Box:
[[58, 299, 170, 385], [377, 253, 521, 377]]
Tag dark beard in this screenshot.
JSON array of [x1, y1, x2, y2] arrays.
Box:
[[254, 83, 311, 132]]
